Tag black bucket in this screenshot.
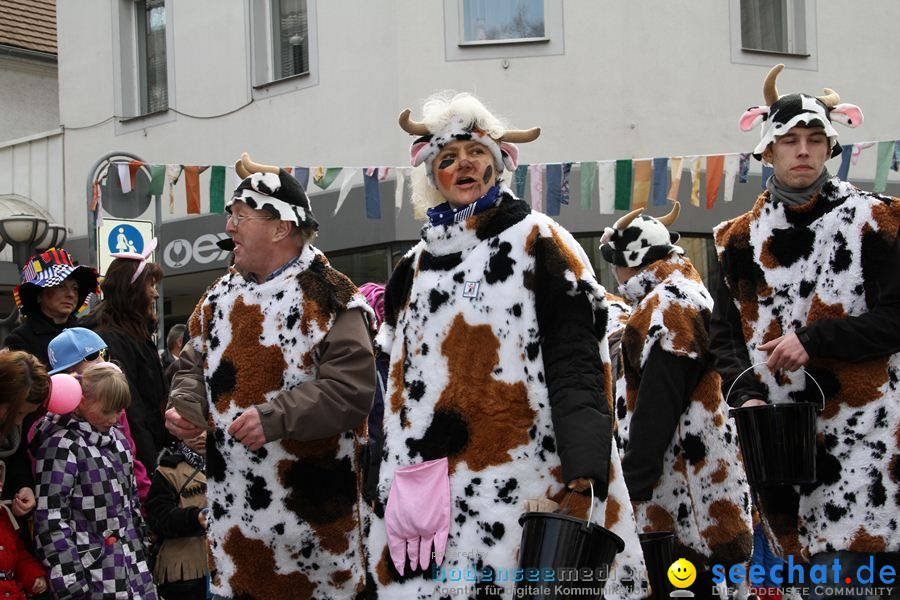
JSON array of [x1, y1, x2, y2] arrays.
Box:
[[516, 507, 625, 600], [639, 532, 674, 599], [730, 402, 818, 485], [726, 364, 824, 486]]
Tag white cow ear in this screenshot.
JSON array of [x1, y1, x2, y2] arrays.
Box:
[[830, 103, 864, 128], [739, 106, 769, 131]]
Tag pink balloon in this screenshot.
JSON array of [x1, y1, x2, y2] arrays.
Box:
[[48, 374, 82, 414]]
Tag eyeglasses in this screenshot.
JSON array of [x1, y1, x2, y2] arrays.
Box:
[[226, 213, 276, 227], [85, 348, 108, 362]]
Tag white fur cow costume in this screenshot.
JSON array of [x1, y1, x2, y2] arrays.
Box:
[[367, 93, 648, 599], [601, 204, 753, 584], [168, 154, 376, 600], [713, 65, 900, 562]]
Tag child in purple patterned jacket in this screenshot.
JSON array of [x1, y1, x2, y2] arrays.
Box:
[[32, 363, 157, 599]]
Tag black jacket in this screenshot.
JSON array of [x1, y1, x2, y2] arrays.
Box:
[[4, 311, 77, 367]]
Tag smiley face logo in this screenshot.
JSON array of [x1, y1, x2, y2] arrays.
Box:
[[667, 558, 697, 589]]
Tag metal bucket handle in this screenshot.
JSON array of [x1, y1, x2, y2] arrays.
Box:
[[725, 361, 826, 412]]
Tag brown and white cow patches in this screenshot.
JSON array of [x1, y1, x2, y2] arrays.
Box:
[[369, 195, 648, 599], [188, 245, 373, 599], [615, 254, 753, 571], [715, 178, 900, 557]]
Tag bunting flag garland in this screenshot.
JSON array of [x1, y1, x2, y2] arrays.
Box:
[[650, 157, 669, 206], [529, 164, 544, 212], [705, 155, 724, 209], [579, 161, 598, 210], [837, 145, 853, 181], [667, 157, 683, 202], [333, 168, 358, 215], [294, 166, 310, 189], [91, 179, 103, 227], [545, 163, 562, 216], [364, 168, 381, 219], [874, 141, 894, 193], [209, 166, 226, 214], [166, 165, 182, 214], [117, 164, 132, 194], [515, 164, 528, 199], [394, 168, 407, 209], [597, 161, 616, 214], [560, 163, 572, 206], [738, 153, 751, 183], [614, 159, 632, 211], [182, 166, 208, 214], [148, 164, 166, 196], [761, 165, 774, 190], [313, 167, 342, 190], [128, 160, 143, 191], [689, 156, 702, 207], [723, 154, 740, 203], [632, 159, 652, 209]]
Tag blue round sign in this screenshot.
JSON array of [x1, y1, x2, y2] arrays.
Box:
[[108, 224, 144, 255]]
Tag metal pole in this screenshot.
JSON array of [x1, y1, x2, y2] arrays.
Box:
[[154, 189, 164, 352]]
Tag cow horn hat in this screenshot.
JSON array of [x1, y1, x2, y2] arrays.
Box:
[[229, 152, 317, 230], [739, 64, 864, 161], [13, 248, 99, 318], [399, 92, 541, 186], [599, 201, 683, 268]]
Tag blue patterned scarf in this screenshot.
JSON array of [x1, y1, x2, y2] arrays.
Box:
[[426, 185, 502, 227]]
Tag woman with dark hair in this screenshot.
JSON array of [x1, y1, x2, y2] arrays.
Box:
[[0, 350, 50, 519], [84, 239, 170, 472], [4, 248, 99, 367]]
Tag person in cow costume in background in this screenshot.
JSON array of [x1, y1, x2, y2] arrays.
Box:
[[711, 64, 900, 598], [367, 92, 648, 599], [600, 202, 753, 599], [164, 153, 376, 599]]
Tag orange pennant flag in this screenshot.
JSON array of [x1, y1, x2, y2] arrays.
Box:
[[632, 159, 652, 209], [128, 160, 144, 190], [182, 166, 209, 214], [706, 155, 725, 209]]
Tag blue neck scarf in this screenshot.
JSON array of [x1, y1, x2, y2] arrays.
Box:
[[426, 185, 502, 227]]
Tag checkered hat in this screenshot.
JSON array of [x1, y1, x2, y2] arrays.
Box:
[[13, 248, 99, 317]]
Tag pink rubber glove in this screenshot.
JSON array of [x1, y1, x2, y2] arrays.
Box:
[[384, 457, 451, 574]]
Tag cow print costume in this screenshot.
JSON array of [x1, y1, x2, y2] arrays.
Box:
[[367, 191, 649, 599], [613, 253, 753, 572], [714, 177, 900, 558], [185, 244, 374, 599]]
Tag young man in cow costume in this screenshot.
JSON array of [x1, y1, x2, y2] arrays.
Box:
[[164, 153, 376, 599], [600, 202, 753, 599], [712, 64, 900, 597], [367, 92, 648, 599]]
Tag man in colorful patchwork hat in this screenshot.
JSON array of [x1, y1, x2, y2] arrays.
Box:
[[711, 64, 900, 597], [4, 248, 98, 367], [600, 202, 753, 598], [164, 153, 376, 599]]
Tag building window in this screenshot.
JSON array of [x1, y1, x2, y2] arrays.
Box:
[[444, 0, 564, 62], [136, 0, 168, 114], [460, 0, 546, 45], [729, 0, 816, 70], [272, 0, 309, 79], [250, 0, 319, 96]]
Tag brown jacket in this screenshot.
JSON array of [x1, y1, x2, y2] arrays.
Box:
[[167, 307, 375, 442]]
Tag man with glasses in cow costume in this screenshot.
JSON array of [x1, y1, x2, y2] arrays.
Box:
[[712, 65, 900, 598], [164, 154, 376, 599]]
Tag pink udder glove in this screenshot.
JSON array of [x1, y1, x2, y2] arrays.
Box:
[[384, 457, 451, 574]]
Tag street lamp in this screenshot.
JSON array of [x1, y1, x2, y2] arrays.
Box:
[[36, 223, 68, 252], [0, 212, 50, 341], [0, 213, 49, 266]]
